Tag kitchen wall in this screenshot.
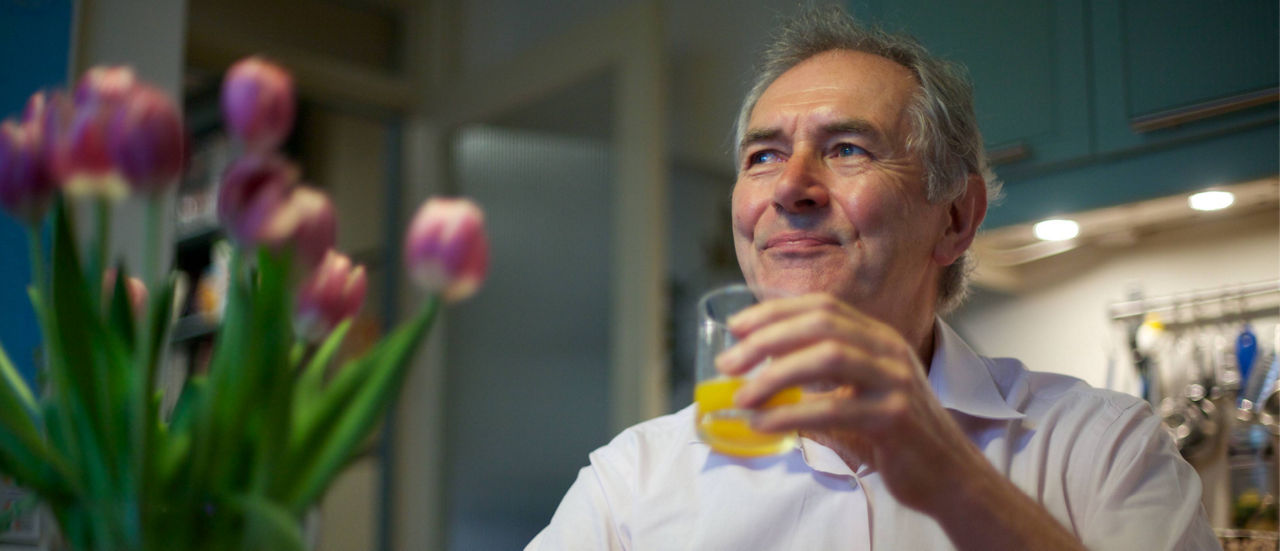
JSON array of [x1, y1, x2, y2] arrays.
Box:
[[953, 207, 1278, 392]]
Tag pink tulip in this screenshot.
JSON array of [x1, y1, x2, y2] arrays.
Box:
[[217, 153, 298, 246], [22, 91, 49, 136], [74, 66, 137, 108], [103, 268, 149, 318], [34, 90, 73, 176], [217, 155, 337, 266], [221, 57, 295, 153], [279, 186, 336, 269], [0, 120, 54, 224], [404, 197, 489, 302], [108, 83, 185, 194], [294, 250, 367, 342]]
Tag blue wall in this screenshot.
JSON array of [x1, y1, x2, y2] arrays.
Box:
[[0, 0, 75, 384]]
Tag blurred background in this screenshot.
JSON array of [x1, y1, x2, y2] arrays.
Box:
[[0, 0, 1276, 549]]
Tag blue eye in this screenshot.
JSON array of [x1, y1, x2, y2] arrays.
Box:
[[834, 143, 868, 157], [747, 150, 782, 166]]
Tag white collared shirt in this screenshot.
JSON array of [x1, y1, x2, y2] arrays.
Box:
[[527, 320, 1220, 550]]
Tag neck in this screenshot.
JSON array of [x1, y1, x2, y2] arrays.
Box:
[[902, 311, 938, 374]]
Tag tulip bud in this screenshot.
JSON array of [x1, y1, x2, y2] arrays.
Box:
[[35, 90, 73, 174], [0, 120, 54, 224], [217, 153, 298, 246], [22, 91, 48, 136], [46, 66, 138, 198], [103, 268, 149, 319], [74, 66, 137, 108], [108, 83, 185, 194], [221, 57, 295, 153], [280, 186, 336, 269], [404, 197, 489, 302], [294, 250, 367, 342]]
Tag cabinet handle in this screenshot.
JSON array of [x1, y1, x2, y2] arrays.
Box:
[[987, 142, 1031, 165], [1130, 87, 1279, 133]]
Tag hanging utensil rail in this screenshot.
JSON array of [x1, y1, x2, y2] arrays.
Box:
[[1109, 279, 1280, 322]]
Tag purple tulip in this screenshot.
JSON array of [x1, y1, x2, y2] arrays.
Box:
[[0, 120, 54, 224], [404, 197, 489, 302], [108, 83, 185, 194], [294, 249, 367, 342], [280, 186, 336, 269], [221, 57, 295, 153], [217, 155, 337, 266], [217, 153, 298, 246]]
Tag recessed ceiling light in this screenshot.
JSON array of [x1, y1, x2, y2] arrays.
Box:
[[1187, 190, 1234, 211], [1033, 219, 1079, 241]]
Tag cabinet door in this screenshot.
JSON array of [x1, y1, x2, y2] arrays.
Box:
[[854, 0, 1091, 167], [1091, 0, 1279, 152]]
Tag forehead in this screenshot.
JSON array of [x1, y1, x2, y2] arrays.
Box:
[[749, 50, 919, 137]]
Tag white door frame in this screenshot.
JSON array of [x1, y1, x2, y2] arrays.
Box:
[[393, 3, 669, 548]]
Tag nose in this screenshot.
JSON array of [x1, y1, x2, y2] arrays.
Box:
[[773, 152, 829, 213]]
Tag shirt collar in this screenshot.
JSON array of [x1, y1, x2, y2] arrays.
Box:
[[927, 318, 1025, 421]]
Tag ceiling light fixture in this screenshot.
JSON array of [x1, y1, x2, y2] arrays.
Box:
[[1187, 190, 1235, 211], [1033, 218, 1079, 241]]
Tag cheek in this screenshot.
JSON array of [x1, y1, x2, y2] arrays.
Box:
[[729, 183, 766, 240], [834, 186, 890, 234]]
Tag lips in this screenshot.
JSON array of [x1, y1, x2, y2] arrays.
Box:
[[763, 231, 839, 250]]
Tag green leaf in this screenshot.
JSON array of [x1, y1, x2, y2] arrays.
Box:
[[49, 199, 103, 418], [0, 344, 38, 425], [231, 494, 306, 551], [282, 296, 439, 510], [106, 262, 137, 355], [294, 320, 352, 408], [0, 346, 63, 496]]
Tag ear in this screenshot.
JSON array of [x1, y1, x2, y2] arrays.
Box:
[[932, 173, 987, 266]]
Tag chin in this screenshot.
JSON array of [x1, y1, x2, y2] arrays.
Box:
[[749, 270, 855, 302]]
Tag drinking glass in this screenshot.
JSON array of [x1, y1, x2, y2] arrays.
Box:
[[694, 284, 802, 456]]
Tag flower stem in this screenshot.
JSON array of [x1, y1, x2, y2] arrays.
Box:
[[138, 197, 164, 545], [89, 198, 111, 309], [27, 226, 48, 367]]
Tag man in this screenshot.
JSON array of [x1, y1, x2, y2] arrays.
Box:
[[529, 8, 1218, 550]]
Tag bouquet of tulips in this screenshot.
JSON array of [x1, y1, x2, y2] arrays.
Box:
[[0, 57, 489, 550]]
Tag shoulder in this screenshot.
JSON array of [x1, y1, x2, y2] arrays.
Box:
[[589, 405, 698, 474], [987, 356, 1150, 427]]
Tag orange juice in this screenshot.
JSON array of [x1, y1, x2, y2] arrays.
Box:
[[694, 378, 802, 457]]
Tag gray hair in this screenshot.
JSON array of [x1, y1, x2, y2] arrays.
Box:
[[734, 7, 1000, 314]]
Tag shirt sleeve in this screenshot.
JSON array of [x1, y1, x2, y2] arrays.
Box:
[[1079, 400, 1221, 551], [525, 463, 627, 551]]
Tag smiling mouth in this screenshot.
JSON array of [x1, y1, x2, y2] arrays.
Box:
[[763, 233, 839, 251]]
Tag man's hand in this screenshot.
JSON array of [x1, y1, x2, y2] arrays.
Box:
[[715, 293, 980, 511], [716, 293, 1086, 551]]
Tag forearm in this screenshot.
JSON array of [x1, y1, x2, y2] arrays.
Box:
[[928, 464, 1086, 551]]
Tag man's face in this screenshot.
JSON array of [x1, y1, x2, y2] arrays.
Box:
[[732, 50, 952, 325]]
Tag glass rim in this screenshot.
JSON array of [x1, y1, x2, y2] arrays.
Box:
[[697, 283, 758, 329]]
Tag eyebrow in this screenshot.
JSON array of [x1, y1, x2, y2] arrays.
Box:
[[737, 118, 885, 155]]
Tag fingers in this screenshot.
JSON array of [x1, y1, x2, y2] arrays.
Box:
[[717, 295, 895, 378], [750, 392, 910, 436], [734, 341, 894, 408]]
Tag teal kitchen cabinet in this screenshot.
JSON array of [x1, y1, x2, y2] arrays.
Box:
[[852, 0, 1092, 167], [1091, 0, 1278, 153], [1, 0, 75, 385], [851, 0, 1278, 227]]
